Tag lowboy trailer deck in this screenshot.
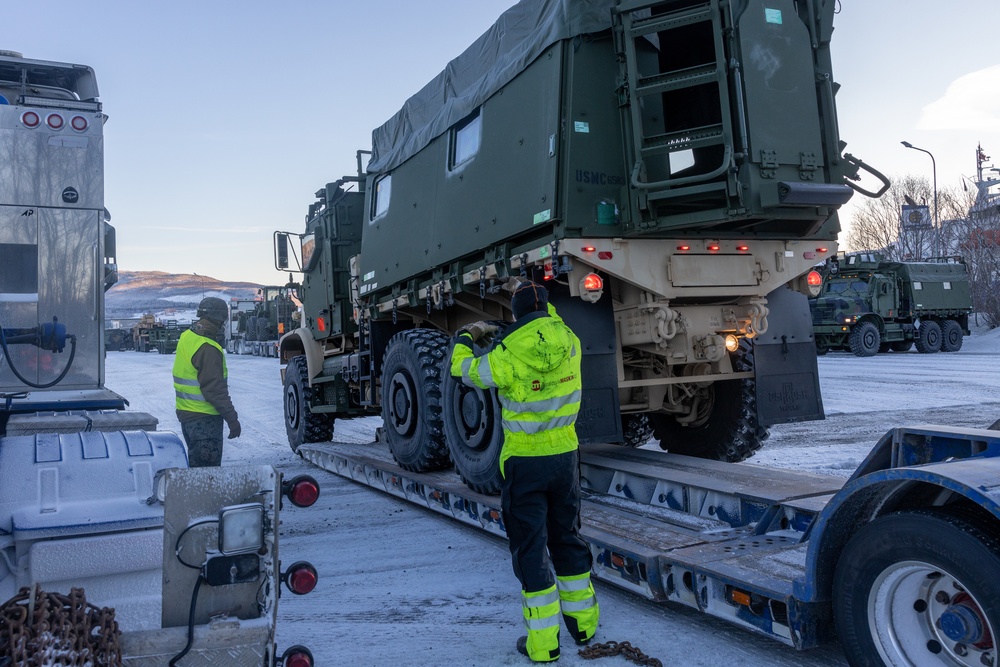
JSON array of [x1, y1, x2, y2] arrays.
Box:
[[297, 424, 1000, 665]]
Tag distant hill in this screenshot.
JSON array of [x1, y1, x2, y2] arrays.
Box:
[[105, 271, 263, 323]]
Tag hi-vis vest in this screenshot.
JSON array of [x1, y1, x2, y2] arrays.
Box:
[[173, 329, 227, 415], [451, 304, 581, 472]]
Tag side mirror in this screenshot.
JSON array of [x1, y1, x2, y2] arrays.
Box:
[[276, 232, 290, 270]]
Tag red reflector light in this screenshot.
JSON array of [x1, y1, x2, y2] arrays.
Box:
[[807, 270, 823, 286], [70, 115, 88, 131], [21, 111, 40, 128], [677, 245, 690, 251], [316, 316, 326, 332], [597, 251, 613, 260], [281, 645, 315, 667], [583, 273, 603, 291], [708, 245, 720, 252], [283, 474, 320, 507], [46, 113, 64, 130], [610, 554, 626, 568], [285, 562, 319, 595], [737, 245, 749, 252], [582, 246, 596, 253]]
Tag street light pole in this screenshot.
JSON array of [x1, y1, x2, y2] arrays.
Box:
[[901, 141, 939, 258]]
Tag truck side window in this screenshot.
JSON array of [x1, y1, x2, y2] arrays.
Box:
[[450, 109, 482, 170], [372, 174, 392, 219]]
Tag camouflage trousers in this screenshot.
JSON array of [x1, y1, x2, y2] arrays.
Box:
[[180, 414, 224, 467]]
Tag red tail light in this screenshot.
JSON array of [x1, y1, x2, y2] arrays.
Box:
[[284, 561, 318, 595], [582, 273, 603, 291], [46, 113, 64, 130], [283, 474, 320, 507], [816, 247, 829, 253], [70, 115, 89, 131], [21, 111, 40, 128], [736, 245, 749, 252], [677, 245, 690, 251], [582, 246, 596, 253], [281, 645, 314, 667], [807, 270, 823, 287], [707, 244, 720, 252]]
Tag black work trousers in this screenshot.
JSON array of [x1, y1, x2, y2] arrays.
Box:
[[500, 449, 592, 592]]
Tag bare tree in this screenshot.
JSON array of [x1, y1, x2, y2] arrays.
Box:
[[949, 183, 1000, 328], [845, 175, 939, 260]]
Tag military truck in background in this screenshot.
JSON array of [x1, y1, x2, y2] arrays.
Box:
[[811, 253, 972, 356], [226, 297, 258, 354], [131, 313, 188, 354], [234, 286, 297, 357], [0, 51, 317, 666], [273, 0, 888, 495]]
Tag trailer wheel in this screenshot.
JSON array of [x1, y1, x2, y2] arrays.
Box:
[[621, 414, 653, 448], [941, 320, 964, 352], [916, 320, 942, 353], [382, 330, 453, 472], [890, 339, 913, 353], [849, 322, 880, 357], [815, 344, 829, 356], [833, 510, 1000, 667], [443, 341, 503, 495], [648, 340, 765, 462], [284, 355, 333, 453]]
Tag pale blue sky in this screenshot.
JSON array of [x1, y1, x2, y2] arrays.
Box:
[[9, 1, 999, 283]]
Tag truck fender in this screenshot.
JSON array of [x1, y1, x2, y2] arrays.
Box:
[[795, 429, 1000, 603], [278, 328, 325, 384]]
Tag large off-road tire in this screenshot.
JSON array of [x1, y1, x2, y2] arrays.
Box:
[[890, 339, 913, 353], [815, 343, 829, 356], [381, 329, 453, 472], [247, 316, 259, 342], [620, 414, 653, 448], [833, 510, 1000, 667], [648, 340, 766, 462], [284, 355, 334, 453], [916, 320, 942, 353], [848, 321, 880, 357], [443, 336, 504, 495], [941, 319, 964, 352]]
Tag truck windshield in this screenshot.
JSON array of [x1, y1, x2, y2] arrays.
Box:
[[824, 279, 870, 295]]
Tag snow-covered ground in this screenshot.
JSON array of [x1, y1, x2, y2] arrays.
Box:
[[105, 329, 1000, 666]]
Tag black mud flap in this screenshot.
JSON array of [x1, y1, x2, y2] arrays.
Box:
[[548, 285, 623, 444], [753, 286, 824, 426]]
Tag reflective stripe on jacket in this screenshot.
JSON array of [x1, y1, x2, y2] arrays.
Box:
[[450, 303, 581, 471], [173, 329, 227, 415]]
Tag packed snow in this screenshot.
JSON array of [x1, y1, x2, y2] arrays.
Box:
[[104, 328, 1000, 666]]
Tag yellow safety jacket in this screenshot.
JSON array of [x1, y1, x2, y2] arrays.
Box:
[[451, 304, 582, 472], [173, 329, 227, 415]]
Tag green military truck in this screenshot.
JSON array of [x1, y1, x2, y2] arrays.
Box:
[[273, 0, 887, 494], [810, 253, 972, 356]]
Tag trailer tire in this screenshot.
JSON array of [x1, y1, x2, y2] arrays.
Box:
[[382, 329, 453, 472], [915, 320, 942, 353], [833, 509, 1000, 667], [849, 321, 880, 357], [815, 344, 829, 356], [648, 340, 765, 462], [621, 414, 653, 448], [941, 319, 964, 352], [443, 336, 504, 495], [890, 339, 913, 353], [284, 355, 333, 453]]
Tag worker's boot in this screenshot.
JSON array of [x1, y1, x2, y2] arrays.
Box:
[[518, 586, 561, 662], [557, 572, 599, 645]]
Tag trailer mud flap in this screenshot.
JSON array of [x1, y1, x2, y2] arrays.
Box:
[[548, 286, 622, 444], [753, 287, 824, 425]]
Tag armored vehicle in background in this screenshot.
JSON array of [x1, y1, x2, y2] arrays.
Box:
[[811, 253, 972, 356], [236, 286, 296, 356], [274, 0, 887, 494], [1, 51, 316, 666]]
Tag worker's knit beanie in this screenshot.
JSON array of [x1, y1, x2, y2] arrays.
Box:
[[511, 281, 548, 320]]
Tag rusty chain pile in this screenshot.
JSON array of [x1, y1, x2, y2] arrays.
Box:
[[579, 640, 663, 667], [0, 586, 121, 666]]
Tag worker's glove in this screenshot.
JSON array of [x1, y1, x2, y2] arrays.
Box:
[[227, 417, 242, 439], [501, 276, 524, 293], [459, 321, 500, 343]]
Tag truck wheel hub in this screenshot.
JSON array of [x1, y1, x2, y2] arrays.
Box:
[[388, 371, 416, 436]]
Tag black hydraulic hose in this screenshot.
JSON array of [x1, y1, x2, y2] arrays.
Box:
[[168, 575, 204, 666], [0, 325, 77, 389]]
